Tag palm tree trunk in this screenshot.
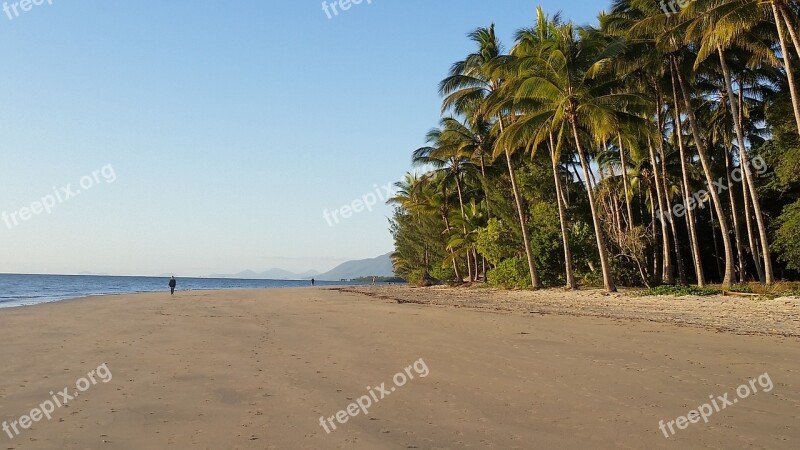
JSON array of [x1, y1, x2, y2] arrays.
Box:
[[670, 60, 705, 286], [571, 120, 616, 292], [442, 211, 463, 282], [674, 58, 734, 287], [718, 46, 775, 284], [478, 153, 491, 220], [648, 133, 674, 285], [772, 3, 800, 136], [618, 135, 635, 229], [710, 208, 725, 282], [453, 173, 474, 282], [739, 88, 765, 283], [662, 181, 688, 285], [742, 176, 765, 282], [503, 147, 541, 289], [724, 146, 745, 283], [649, 183, 663, 284], [655, 99, 677, 284], [549, 131, 577, 289], [778, 3, 800, 61]]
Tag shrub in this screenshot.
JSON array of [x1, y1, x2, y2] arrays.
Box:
[[641, 285, 722, 297], [487, 258, 531, 289], [476, 218, 517, 266], [429, 265, 455, 284]]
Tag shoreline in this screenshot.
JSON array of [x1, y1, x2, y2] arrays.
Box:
[[0, 284, 349, 310]]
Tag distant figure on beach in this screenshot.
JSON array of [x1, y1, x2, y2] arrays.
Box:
[[372, 277, 376, 285], [311, 278, 315, 286], [169, 276, 177, 295]]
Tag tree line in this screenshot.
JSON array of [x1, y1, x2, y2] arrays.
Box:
[[389, 0, 800, 292]]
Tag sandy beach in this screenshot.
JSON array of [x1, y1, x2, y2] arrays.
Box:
[[0, 287, 798, 449]]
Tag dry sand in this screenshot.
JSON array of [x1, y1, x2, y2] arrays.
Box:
[[0, 287, 798, 449]]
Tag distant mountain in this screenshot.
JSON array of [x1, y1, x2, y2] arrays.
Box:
[[208, 254, 394, 281], [316, 253, 394, 281], [209, 268, 320, 280]]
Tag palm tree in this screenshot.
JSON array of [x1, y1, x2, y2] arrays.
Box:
[[497, 20, 644, 292], [690, 0, 778, 283], [413, 121, 481, 281], [440, 25, 542, 288], [607, 0, 735, 286], [498, 8, 578, 289]]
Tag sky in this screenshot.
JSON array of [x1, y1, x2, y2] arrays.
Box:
[[0, 0, 603, 276]]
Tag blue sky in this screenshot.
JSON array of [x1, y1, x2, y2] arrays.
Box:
[[0, 0, 603, 276]]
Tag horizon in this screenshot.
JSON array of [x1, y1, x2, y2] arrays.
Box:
[[0, 251, 393, 278]]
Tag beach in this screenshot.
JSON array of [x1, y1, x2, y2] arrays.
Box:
[[0, 287, 798, 449]]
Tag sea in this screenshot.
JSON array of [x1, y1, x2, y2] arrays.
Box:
[[0, 274, 358, 309]]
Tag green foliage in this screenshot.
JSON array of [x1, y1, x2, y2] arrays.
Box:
[[728, 284, 754, 294], [487, 258, 532, 289], [762, 91, 800, 189], [429, 264, 455, 284], [528, 202, 565, 286], [475, 218, 517, 265], [389, 3, 800, 291], [773, 200, 800, 271], [403, 269, 428, 286], [641, 286, 722, 297], [568, 220, 600, 279]]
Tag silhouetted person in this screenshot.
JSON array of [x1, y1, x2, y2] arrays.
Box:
[[169, 276, 177, 295], [311, 278, 315, 286]]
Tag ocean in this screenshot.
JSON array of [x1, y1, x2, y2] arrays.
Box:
[[0, 274, 355, 309]]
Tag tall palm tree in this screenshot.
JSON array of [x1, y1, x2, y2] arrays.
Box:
[[440, 25, 542, 288], [608, 0, 735, 286], [501, 7, 578, 289], [413, 120, 483, 281], [690, 0, 778, 283], [498, 21, 646, 292]]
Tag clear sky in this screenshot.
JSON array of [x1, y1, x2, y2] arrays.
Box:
[[0, 0, 603, 276]]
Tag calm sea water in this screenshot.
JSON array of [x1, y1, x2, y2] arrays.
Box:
[[0, 274, 356, 309]]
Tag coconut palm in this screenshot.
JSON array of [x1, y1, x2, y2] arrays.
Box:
[[689, 0, 778, 283], [496, 20, 648, 292], [440, 24, 542, 288]]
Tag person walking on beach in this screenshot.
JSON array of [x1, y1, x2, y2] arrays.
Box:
[[311, 278, 315, 287], [169, 276, 177, 295]]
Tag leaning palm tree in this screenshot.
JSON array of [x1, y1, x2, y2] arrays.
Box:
[[497, 20, 646, 292], [413, 120, 483, 281], [689, 0, 778, 283], [603, 0, 710, 285], [497, 7, 579, 289], [611, 0, 736, 287], [440, 24, 542, 288]]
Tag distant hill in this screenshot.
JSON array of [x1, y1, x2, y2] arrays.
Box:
[[208, 253, 394, 281], [316, 253, 394, 281]]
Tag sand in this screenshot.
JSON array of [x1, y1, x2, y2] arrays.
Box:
[[0, 287, 798, 449]]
